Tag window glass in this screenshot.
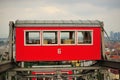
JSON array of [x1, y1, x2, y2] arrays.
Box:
[[43, 31, 57, 44], [25, 31, 40, 44], [78, 31, 92, 44], [60, 31, 75, 44]]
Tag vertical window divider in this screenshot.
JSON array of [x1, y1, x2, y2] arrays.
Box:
[[75, 31, 78, 45], [92, 30, 93, 45], [58, 31, 60, 45], [40, 31, 42, 46], [41, 31, 44, 45]]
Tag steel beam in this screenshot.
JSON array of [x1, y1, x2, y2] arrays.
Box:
[[9, 21, 14, 60], [101, 27, 106, 60], [0, 61, 14, 74], [24, 74, 83, 78], [13, 66, 101, 71], [99, 60, 120, 70]]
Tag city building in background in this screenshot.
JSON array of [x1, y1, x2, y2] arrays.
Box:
[[110, 31, 120, 41]]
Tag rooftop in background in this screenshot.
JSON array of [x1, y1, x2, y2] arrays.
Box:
[[15, 20, 103, 27]]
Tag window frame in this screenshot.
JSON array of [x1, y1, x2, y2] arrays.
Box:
[[24, 30, 93, 46], [77, 30, 93, 45], [60, 30, 76, 45], [24, 30, 41, 46], [42, 30, 59, 46]]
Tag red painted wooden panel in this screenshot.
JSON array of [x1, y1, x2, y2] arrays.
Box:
[[16, 27, 101, 61]]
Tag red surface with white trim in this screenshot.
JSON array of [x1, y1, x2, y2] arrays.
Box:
[[16, 26, 101, 61], [32, 70, 72, 80]]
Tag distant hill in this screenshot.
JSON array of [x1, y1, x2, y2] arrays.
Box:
[[0, 38, 7, 41]]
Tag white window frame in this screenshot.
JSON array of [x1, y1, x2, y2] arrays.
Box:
[[42, 30, 59, 46], [24, 30, 93, 46], [60, 30, 76, 45], [24, 30, 41, 46], [77, 30, 93, 45]]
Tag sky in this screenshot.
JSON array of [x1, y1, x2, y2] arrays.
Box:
[[0, 0, 120, 38]]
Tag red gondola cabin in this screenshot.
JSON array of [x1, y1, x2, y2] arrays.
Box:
[[15, 20, 103, 61]]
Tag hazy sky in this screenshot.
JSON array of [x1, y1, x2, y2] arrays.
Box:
[[0, 0, 120, 38]]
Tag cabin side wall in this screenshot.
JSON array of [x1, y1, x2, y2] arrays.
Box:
[[15, 26, 101, 61]]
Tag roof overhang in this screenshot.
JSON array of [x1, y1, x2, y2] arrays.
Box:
[[15, 20, 103, 27]]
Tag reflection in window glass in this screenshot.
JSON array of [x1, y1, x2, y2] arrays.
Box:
[[60, 31, 75, 44], [26, 31, 40, 44], [78, 31, 92, 44], [43, 31, 57, 44]]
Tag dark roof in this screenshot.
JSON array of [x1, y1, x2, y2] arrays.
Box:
[[15, 20, 103, 27]]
